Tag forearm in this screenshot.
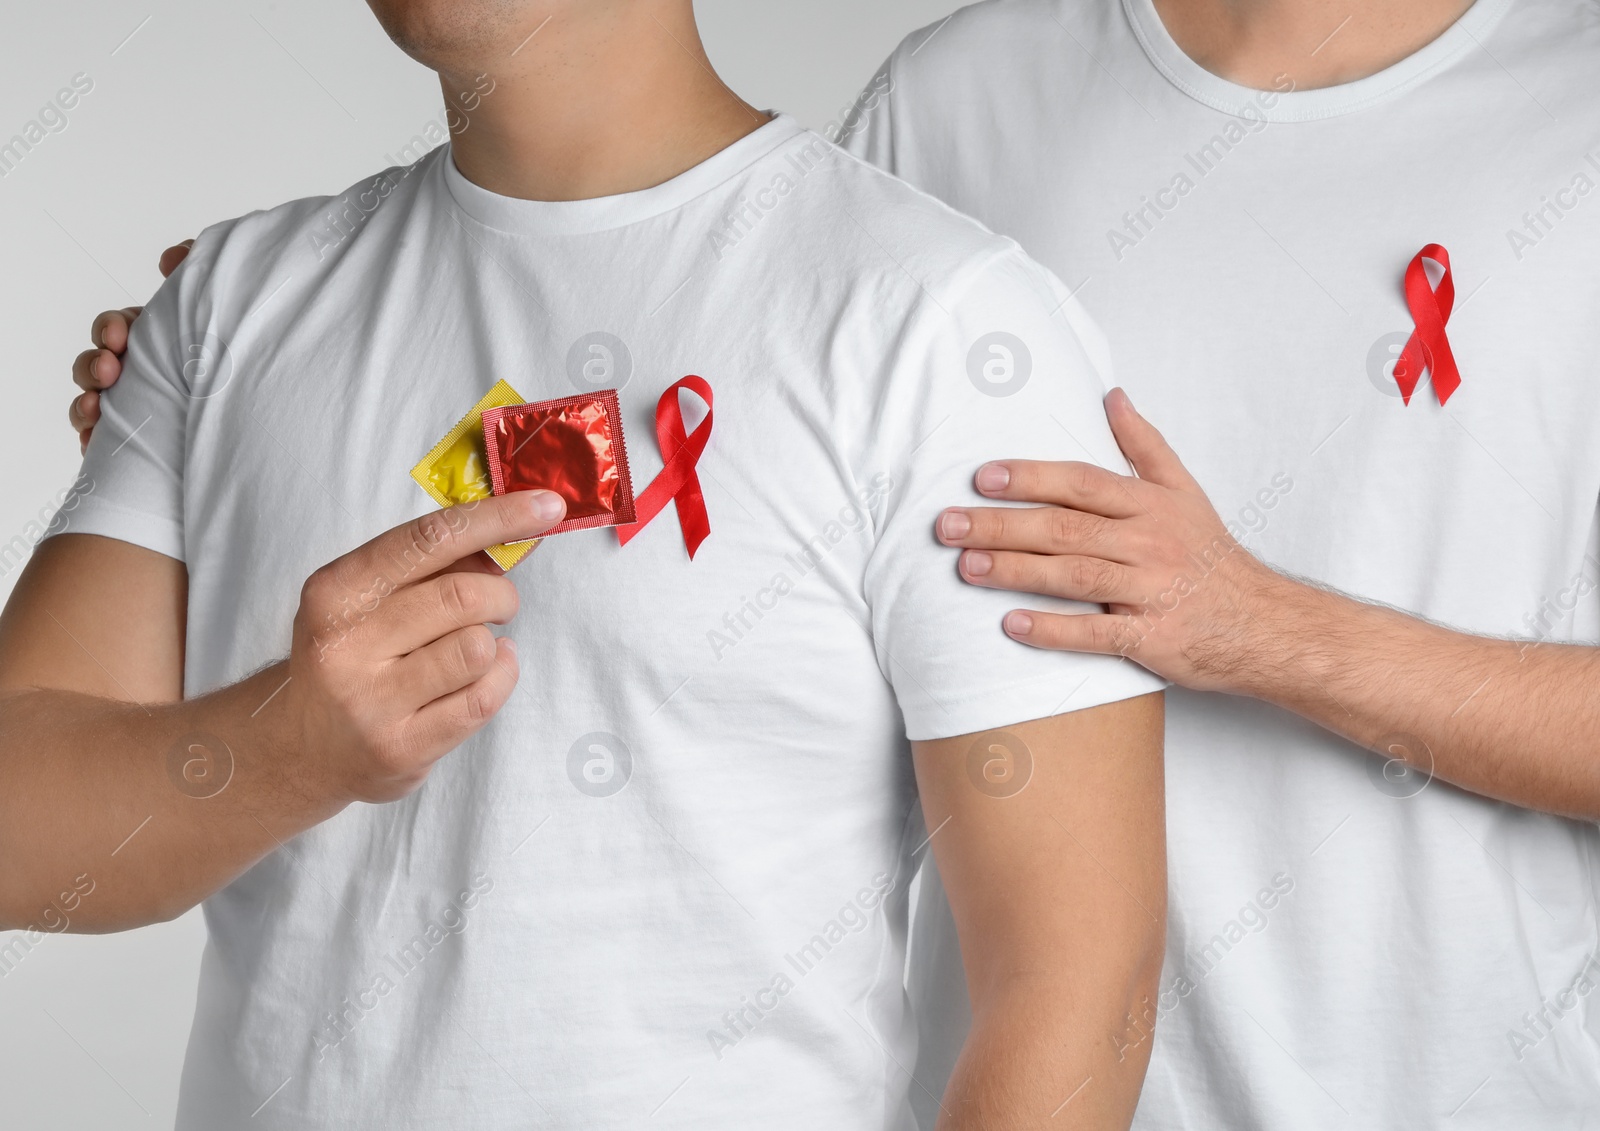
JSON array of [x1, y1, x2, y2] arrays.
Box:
[[1238, 575, 1600, 819], [938, 405, 1600, 818], [0, 662, 344, 932], [0, 497, 559, 933], [940, 962, 1160, 1130]]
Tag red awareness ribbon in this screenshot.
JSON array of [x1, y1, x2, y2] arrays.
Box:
[[1393, 243, 1462, 406], [616, 376, 714, 558]]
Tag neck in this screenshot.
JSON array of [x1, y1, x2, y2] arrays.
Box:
[[1151, 0, 1476, 90], [438, 3, 767, 202]]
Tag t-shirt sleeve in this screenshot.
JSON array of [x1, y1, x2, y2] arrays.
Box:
[[864, 250, 1166, 742], [55, 257, 197, 562]]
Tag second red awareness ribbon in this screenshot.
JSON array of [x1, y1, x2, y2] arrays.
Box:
[[1394, 243, 1462, 406]]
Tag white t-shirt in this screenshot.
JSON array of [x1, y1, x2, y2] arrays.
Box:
[[846, 0, 1600, 1127], [68, 114, 1160, 1129]]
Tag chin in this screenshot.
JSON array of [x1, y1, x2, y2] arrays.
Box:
[[365, 0, 534, 67]]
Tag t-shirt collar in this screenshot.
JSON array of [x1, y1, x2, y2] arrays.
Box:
[[1121, 0, 1516, 122], [442, 112, 804, 235]]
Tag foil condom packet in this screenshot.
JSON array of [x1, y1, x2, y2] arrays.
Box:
[[481, 390, 637, 541], [410, 379, 539, 572]]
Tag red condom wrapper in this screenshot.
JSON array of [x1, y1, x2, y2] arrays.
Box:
[[481, 390, 637, 541]]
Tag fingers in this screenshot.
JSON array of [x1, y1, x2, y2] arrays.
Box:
[[443, 550, 510, 578], [1002, 610, 1147, 657], [939, 504, 1136, 563], [303, 566, 519, 660], [158, 240, 194, 278], [370, 571, 521, 657], [972, 458, 1148, 517], [407, 636, 521, 753], [75, 306, 139, 443], [90, 307, 141, 354], [394, 623, 506, 707], [69, 391, 100, 434], [72, 347, 119, 393], [328, 492, 565, 593], [1104, 388, 1200, 491], [958, 548, 1137, 605]]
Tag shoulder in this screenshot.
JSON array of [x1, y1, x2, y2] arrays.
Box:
[[779, 130, 1055, 311], [170, 148, 447, 316], [839, 0, 1115, 170], [878, 0, 1099, 79], [1499, 0, 1600, 105], [767, 133, 1099, 393]]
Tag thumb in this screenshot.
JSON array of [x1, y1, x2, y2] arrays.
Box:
[[1105, 388, 1199, 491]]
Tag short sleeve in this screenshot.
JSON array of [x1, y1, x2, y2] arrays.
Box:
[[863, 251, 1165, 741], [55, 260, 197, 562]]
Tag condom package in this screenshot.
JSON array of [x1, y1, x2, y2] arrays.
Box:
[[410, 379, 539, 571], [481, 390, 637, 540]]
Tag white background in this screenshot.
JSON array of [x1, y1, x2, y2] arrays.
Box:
[[0, 1, 962, 1124]]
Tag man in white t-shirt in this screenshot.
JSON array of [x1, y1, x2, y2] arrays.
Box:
[[2, 2, 1168, 1129], [839, 0, 1600, 1128]]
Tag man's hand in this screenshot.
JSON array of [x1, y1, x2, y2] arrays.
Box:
[[280, 491, 565, 805], [935, 388, 1288, 691], [937, 388, 1600, 821], [70, 239, 193, 452], [0, 489, 565, 930]]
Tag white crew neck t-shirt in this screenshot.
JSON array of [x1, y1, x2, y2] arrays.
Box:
[[66, 115, 1161, 1129], [846, 1, 1600, 1127]]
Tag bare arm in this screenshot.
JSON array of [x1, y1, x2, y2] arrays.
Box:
[[936, 388, 1600, 820], [1207, 581, 1600, 819], [0, 492, 565, 932], [913, 691, 1165, 1130]]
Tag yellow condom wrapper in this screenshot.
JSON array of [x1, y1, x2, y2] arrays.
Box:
[[411, 379, 538, 572]]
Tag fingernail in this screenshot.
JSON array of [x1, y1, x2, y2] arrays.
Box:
[[963, 550, 993, 578], [1004, 611, 1033, 636], [939, 510, 971, 541], [502, 636, 518, 657], [976, 463, 1010, 493], [529, 491, 566, 523]]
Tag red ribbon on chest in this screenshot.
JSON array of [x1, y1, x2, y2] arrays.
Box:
[[1393, 243, 1462, 406], [616, 376, 714, 558]]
